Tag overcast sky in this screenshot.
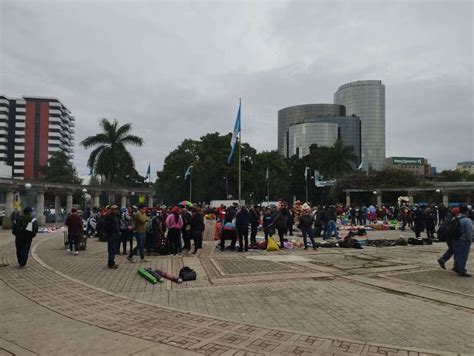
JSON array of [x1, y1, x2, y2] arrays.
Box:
[[1, 0, 473, 176]]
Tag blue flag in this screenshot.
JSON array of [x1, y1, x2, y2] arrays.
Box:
[[227, 100, 241, 165], [146, 163, 151, 178]]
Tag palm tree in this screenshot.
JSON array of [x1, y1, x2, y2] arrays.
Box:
[[81, 118, 144, 184], [319, 139, 358, 178]]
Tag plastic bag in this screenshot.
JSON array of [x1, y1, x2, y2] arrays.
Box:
[[266, 237, 279, 251]]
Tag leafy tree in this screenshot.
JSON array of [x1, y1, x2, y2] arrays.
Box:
[[39, 151, 81, 184], [435, 170, 474, 182], [306, 139, 357, 179], [81, 118, 144, 184]]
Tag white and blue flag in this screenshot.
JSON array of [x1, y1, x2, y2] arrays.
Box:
[[227, 100, 241, 165], [184, 165, 193, 179]]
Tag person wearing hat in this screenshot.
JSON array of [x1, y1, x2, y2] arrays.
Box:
[[127, 204, 149, 262], [65, 207, 83, 255], [104, 205, 120, 269], [14, 207, 38, 268], [300, 205, 317, 250]]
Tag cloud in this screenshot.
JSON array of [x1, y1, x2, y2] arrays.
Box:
[[1, 0, 472, 175]]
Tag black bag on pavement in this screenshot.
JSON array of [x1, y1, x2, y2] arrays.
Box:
[[179, 266, 197, 281]]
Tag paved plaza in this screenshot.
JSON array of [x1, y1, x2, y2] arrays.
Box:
[[1, 224, 473, 355]]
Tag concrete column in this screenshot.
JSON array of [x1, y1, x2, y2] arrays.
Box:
[[36, 191, 45, 225], [2, 190, 15, 229], [147, 195, 154, 208], [408, 195, 414, 207], [66, 193, 73, 214], [345, 193, 351, 208], [121, 195, 127, 208], [442, 193, 449, 207], [54, 195, 61, 213], [376, 193, 382, 207], [93, 194, 100, 208]]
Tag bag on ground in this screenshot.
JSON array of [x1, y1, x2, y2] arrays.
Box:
[[179, 266, 197, 281], [266, 237, 279, 251]]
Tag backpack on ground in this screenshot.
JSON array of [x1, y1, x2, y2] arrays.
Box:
[[179, 266, 197, 281], [437, 217, 461, 242]]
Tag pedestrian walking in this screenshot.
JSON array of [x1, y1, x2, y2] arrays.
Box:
[[452, 205, 472, 277], [262, 207, 274, 241], [105, 205, 120, 269], [13, 207, 38, 268], [65, 207, 83, 255], [190, 206, 205, 254]]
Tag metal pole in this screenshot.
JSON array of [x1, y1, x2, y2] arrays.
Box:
[[238, 99, 242, 205], [225, 175, 228, 199], [190, 171, 192, 202]]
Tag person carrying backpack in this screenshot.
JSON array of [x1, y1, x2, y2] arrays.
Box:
[[437, 205, 472, 277], [14, 207, 39, 268]]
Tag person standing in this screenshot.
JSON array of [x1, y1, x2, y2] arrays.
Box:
[[119, 208, 133, 255], [14, 207, 38, 268], [300, 208, 317, 250], [249, 206, 260, 246], [262, 207, 274, 241], [425, 205, 437, 242], [452, 205, 472, 277], [413, 205, 425, 238], [127, 205, 149, 262], [324, 206, 339, 240], [105, 205, 120, 269], [273, 207, 288, 248], [65, 207, 83, 255], [190, 206, 205, 254], [235, 205, 250, 252], [166, 206, 183, 255], [181, 208, 192, 251]]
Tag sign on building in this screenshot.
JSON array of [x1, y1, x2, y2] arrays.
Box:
[[392, 157, 423, 166]]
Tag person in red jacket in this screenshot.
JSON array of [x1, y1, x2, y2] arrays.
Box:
[[65, 208, 84, 255]]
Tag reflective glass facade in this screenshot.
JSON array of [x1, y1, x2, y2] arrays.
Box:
[[302, 116, 361, 165], [278, 104, 345, 157], [334, 80, 385, 170], [288, 122, 338, 158]]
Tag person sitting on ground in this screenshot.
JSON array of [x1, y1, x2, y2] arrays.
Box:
[[220, 222, 237, 251], [65, 207, 83, 255]]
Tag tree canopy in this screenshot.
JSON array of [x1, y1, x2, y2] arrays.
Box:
[[39, 151, 81, 184], [81, 118, 144, 185], [156, 133, 360, 205]]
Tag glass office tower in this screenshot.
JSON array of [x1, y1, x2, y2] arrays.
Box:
[[334, 80, 385, 171]]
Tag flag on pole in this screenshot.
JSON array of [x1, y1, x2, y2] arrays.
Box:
[[304, 165, 309, 181], [356, 153, 364, 170], [184, 165, 193, 179], [146, 163, 151, 179], [227, 101, 241, 165], [265, 167, 269, 180], [89, 167, 93, 176]]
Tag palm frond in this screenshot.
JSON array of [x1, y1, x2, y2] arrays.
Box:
[[80, 134, 109, 148]]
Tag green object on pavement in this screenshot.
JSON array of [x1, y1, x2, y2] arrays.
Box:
[[137, 267, 157, 284]]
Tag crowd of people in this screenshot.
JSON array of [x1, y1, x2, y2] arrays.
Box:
[[80, 204, 206, 269], [9, 198, 472, 277]]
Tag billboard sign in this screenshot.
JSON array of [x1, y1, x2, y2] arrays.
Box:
[[392, 157, 423, 166]]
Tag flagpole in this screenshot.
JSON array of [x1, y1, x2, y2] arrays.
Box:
[[238, 98, 242, 205], [266, 167, 270, 204]]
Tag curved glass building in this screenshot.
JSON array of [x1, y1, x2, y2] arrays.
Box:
[[288, 122, 339, 158], [278, 104, 345, 157], [334, 80, 385, 170]]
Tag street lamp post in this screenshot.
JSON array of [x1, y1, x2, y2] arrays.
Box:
[[24, 183, 32, 209], [82, 188, 88, 214]]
